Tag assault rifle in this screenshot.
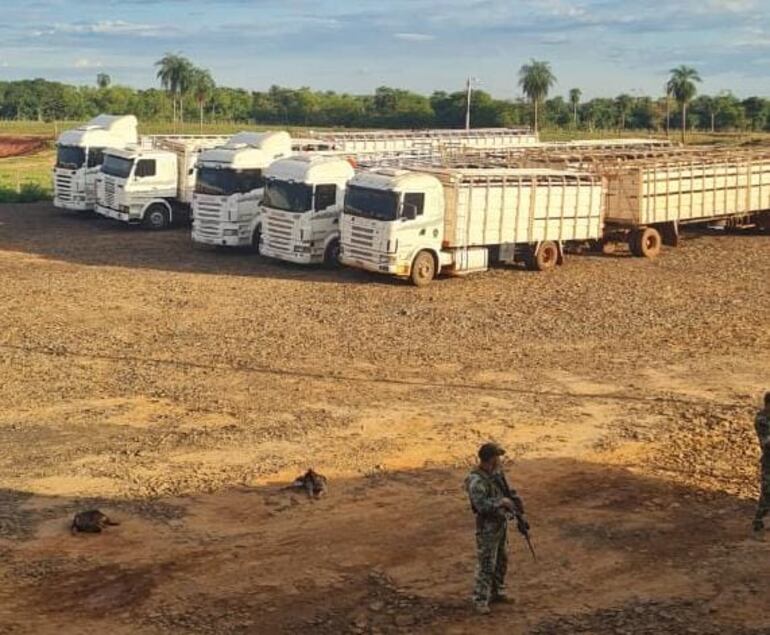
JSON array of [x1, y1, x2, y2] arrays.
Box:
[[497, 472, 537, 562]]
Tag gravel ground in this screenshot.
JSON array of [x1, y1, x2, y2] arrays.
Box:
[[0, 202, 768, 634]]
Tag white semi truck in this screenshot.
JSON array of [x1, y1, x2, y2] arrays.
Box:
[[260, 155, 356, 265], [53, 114, 138, 212], [191, 132, 292, 248], [339, 166, 603, 286], [94, 135, 229, 229]]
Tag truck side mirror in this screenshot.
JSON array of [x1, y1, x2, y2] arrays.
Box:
[[402, 203, 417, 221]]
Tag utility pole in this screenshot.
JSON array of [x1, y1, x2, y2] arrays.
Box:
[[465, 77, 478, 131], [465, 77, 472, 130]]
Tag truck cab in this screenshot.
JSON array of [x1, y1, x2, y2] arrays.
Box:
[[95, 148, 179, 228], [260, 155, 356, 265], [339, 169, 446, 278], [53, 114, 138, 212], [191, 131, 291, 248]]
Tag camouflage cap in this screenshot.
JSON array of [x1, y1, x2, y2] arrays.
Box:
[[478, 442, 506, 462]]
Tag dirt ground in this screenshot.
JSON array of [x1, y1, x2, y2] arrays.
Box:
[[0, 136, 49, 159], [0, 203, 769, 634]]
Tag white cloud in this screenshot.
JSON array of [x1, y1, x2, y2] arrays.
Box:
[[35, 20, 170, 38], [393, 32, 435, 41], [73, 57, 103, 68]]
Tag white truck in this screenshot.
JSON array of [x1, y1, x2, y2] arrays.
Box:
[[196, 129, 545, 252], [260, 155, 355, 265], [53, 114, 138, 212], [95, 135, 229, 229], [339, 166, 603, 286], [191, 131, 292, 248]]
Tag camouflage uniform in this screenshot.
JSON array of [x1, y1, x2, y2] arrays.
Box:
[[465, 468, 509, 607], [755, 411, 770, 526]]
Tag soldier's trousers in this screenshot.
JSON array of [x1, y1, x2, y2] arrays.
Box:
[[473, 520, 508, 605], [755, 458, 770, 522]]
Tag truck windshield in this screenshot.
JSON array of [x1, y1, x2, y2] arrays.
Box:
[[344, 185, 399, 221], [101, 154, 134, 179], [56, 145, 86, 169], [196, 167, 264, 196], [263, 179, 313, 213]]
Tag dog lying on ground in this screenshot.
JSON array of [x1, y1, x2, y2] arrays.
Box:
[[289, 469, 328, 499], [71, 510, 120, 534]]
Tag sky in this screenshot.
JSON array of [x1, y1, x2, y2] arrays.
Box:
[[0, 0, 768, 99]]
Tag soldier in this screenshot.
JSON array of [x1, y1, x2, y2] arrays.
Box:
[[464, 442, 524, 615], [754, 392, 770, 534]]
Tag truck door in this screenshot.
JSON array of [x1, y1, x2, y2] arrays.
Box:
[[395, 192, 429, 259]]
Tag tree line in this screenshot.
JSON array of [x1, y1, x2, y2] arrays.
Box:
[[0, 55, 767, 134]]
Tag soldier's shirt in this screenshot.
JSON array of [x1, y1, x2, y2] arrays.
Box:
[[465, 468, 507, 524]]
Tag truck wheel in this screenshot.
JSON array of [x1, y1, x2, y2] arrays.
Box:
[[143, 204, 169, 230], [324, 238, 341, 267], [410, 251, 436, 287], [252, 226, 262, 254], [528, 241, 559, 271], [630, 227, 661, 259]]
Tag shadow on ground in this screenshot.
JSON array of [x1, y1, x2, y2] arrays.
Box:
[[1, 459, 768, 634]]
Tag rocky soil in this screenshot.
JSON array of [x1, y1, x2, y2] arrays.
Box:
[[0, 203, 768, 634]]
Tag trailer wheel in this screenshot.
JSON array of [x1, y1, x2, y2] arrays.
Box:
[[630, 227, 662, 259], [324, 238, 341, 267], [529, 241, 559, 271], [410, 251, 436, 287], [252, 225, 262, 254], [143, 204, 169, 230]]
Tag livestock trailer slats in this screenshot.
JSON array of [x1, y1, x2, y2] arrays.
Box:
[[421, 167, 604, 247], [506, 146, 770, 227]]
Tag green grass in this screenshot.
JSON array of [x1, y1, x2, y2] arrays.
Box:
[[0, 149, 54, 203]]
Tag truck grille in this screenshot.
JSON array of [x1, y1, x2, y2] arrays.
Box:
[[54, 171, 72, 202], [103, 179, 116, 209], [193, 196, 227, 238], [348, 224, 376, 250], [264, 212, 297, 253]]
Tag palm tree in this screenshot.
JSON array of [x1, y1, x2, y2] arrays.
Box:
[[667, 65, 702, 143], [518, 60, 556, 134], [96, 73, 111, 90], [155, 53, 194, 126], [568, 88, 581, 128], [615, 93, 634, 131], [190, 68, 216, 132]]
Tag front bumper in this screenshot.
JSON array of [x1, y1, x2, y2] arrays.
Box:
[[191, 230, 247, 247], [54, 197, 92, 212], [340, 251, 408, 275], [261, 243, 316, 264], [95, 204, 132, 223]]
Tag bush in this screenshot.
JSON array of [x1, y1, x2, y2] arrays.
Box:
[[0, 182, 52, 203]]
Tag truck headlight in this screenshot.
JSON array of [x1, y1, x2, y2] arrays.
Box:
[[224, 229, 238, 237], [293, 245, 312, 253]]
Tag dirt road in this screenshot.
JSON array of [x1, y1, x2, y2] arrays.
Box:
[[0, 136, 49, 159], [0, 203, 769, 634]]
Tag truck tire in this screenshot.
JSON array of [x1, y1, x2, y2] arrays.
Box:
[[410, 251, 436, 287], [630, 227, 661, 259], [324, 238, 341, 267], [528, 241, 559, 271], [252, 225, 262, 254], [143, 204, 169, 230]]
